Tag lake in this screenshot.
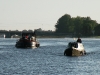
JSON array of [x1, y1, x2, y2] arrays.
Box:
[[0, 38, 100, 75]]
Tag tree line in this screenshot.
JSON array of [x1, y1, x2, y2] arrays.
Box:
[[55, 14, 100, 37], [1, 14, 100, 38], [0, 29, 55, 38]]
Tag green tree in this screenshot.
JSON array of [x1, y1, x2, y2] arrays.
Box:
[[55, 14, 98, 36], [81, 17, 97, 36], [55, 14, 71, 33], [94, 24, 100, 35], [73, 16, 84, 36]]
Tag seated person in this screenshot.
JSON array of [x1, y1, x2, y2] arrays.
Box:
[[31, 36, 36, 41], [77, 37, 82, 43], [25, 35, 28, 39]]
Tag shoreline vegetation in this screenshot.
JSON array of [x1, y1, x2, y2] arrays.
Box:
[[1, 30, 98, 38], [1, 14, 100, 38]]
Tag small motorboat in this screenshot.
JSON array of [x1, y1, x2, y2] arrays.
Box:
[[64, 42, 86, 56], [15, 31, 40, 48]]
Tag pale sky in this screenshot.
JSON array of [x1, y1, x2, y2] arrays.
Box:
[[0, 0, 100, 31]]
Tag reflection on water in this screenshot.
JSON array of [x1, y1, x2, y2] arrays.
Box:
[[0, 38, 100, 75]]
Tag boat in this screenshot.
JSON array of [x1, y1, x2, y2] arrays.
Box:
[[64, 42, 86, 56], [15, 31, 40, 48]]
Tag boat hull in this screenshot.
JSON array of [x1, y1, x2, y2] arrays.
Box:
[[15, 41, 40, 48], [64, 48, 86, 56], [64, 42, 86, 56]]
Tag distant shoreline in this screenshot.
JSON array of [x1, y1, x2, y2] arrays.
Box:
[[8, 35, 100, 38], [37, 36, 100, 38]]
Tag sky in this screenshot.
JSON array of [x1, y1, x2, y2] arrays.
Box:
[[0, 0, 100, 31]]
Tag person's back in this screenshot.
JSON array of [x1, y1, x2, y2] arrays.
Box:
[[77, 37, 82, 43]]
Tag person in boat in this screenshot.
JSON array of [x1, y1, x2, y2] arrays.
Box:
[[31, 31, 36, 41], [25, 35, 28, 39], [77, 37, 82, 43]]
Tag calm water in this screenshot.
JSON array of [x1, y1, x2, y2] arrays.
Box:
[[0, 38, 100, 75]]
